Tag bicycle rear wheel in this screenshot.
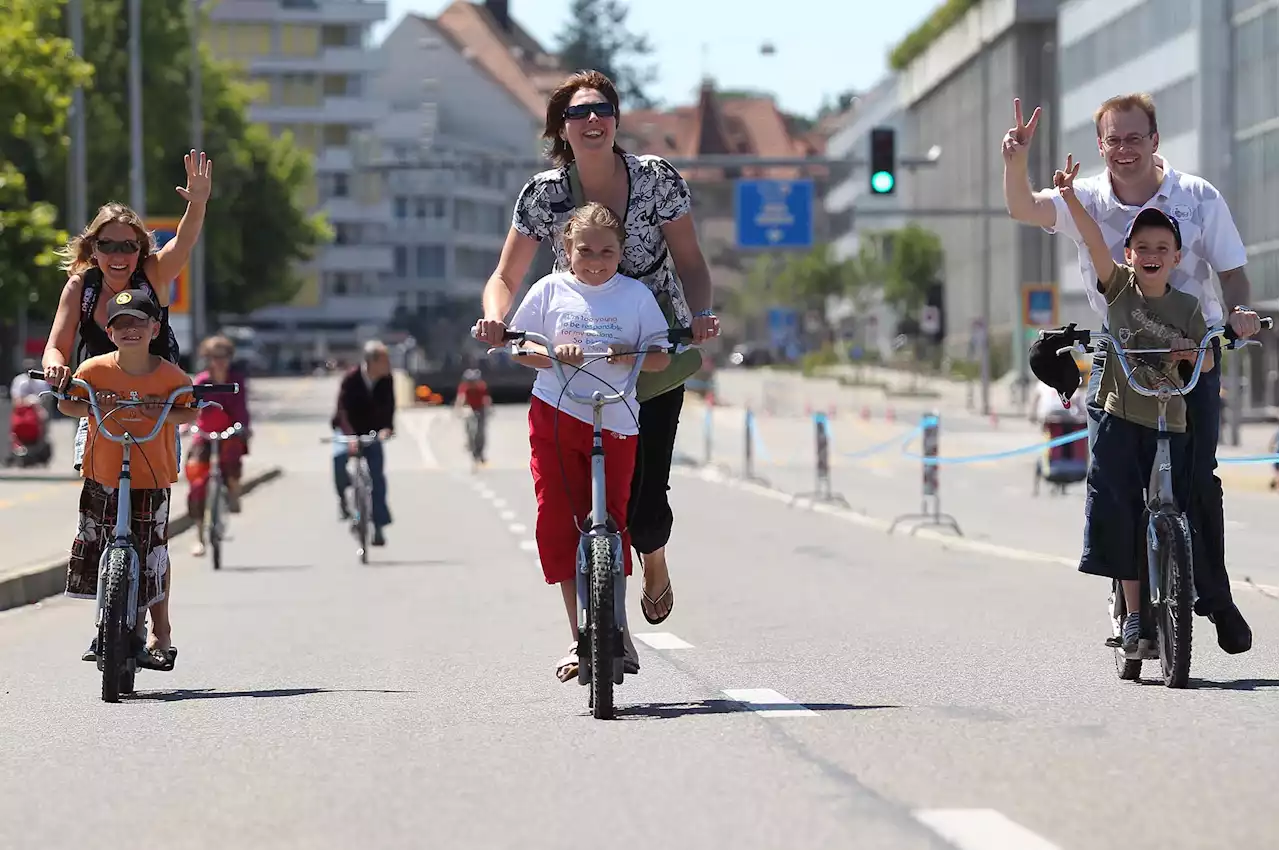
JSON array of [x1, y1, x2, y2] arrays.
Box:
[[99, 548, 131, 703], [588, 535, 616, 720], [1154, 515, 1193, 688]]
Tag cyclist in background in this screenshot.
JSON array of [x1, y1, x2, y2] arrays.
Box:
[[187, 335, 252, 556], [332, 340, 395, 546], [455, 368, 491, 465]]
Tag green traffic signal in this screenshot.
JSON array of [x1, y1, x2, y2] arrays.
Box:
[[871, 170, 895, 194]]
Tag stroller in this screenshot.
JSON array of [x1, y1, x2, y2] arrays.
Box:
[[7, 401, 52, 468], [1034, 410, 1088, 495]]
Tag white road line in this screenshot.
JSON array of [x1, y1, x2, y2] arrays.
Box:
[[913, 809, 1062, 850], [635, 632, 693, 650], [499, 510, 516, 521], [478, 488, 495, 500], [509, 523, 527, 534], [518, 540, 538, 552], [721, 688, 817, 717], [406, 415, 438, 469], [492, 498, 507, 509]]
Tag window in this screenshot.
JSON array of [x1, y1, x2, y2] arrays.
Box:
[[1060, 0, 1194, 92], [323, 124, 351, 149], [321, 25, 358, 48], [280, 25, 320, 58], [280, 73, 320, 107], [416, 245, 445, 277], [393, 196, 408, 219], [456, 248, 497, 279], [1233, 7, 1280, 131], [334, 223, 360, 245], [394, 246, 408, 277], [1232, 128, 1279, 248], [332, 173, 349, 198]]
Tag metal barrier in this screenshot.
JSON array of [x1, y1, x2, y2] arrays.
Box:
[[889, 412, 963, 536], [793, 412, 849, 507], [742, 408, 770, 485]]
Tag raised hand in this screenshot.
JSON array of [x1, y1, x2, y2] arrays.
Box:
[[176, 150, 213, 204], [1052, 154, 1081, 198], [1001, 98, 1041, 163]]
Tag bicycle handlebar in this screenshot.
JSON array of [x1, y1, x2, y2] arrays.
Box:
[[321, 431, 393, 445], [495, 327, 694, 407], [190, 422, 245, 441], [32, 373, 235, 446], [1054, 318, 1273, 399]]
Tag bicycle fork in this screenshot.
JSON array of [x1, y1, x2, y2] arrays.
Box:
[[1144, 412, 1196, 610], [574, 414, 627, 674]]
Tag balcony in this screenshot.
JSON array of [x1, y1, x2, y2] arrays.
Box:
[[248, 46, 384, 76], [211, 0, 387, 25], [319, 244, 394, 274], [315, 147, 354, 173], [322, 196, 392, 224], [250, 95, 386, 126]]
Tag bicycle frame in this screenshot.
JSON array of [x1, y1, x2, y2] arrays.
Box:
[[190, 422, 244, 530], [36, 374, 235, 630]]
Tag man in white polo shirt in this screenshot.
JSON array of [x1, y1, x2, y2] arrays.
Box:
[[1002, 92, 1263, 656]]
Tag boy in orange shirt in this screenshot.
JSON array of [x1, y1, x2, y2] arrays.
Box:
[[58, 290, 197, 671]]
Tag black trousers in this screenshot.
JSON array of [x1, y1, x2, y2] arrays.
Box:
[[628, 385, 684, 556]]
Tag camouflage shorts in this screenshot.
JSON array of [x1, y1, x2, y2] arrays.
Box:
[[66, 480, 171, 610]]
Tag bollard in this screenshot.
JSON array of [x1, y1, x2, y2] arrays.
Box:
[[742, 407, 770, 485], [792, 412, 849, 507], [889, 411, 963, 536]]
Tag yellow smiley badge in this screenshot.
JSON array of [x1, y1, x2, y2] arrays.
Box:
[[115, 292, 133, 305]]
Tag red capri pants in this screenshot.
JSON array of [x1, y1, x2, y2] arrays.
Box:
[[529, 397, 637, 584]]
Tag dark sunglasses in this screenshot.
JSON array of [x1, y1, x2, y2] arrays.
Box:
[[563, 101, 616, 121], [96, 238, 140, 255]]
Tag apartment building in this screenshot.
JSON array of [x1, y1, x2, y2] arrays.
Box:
[[205, 0, 394, 364], [367, 5, 548, 356], [894, 0, 1060, 377]]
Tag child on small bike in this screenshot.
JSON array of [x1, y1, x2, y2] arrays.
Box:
[[505, 202, 672, 683], [1054, 156, 1211, 655], [58, 290, 197, 671], [187, 334, 252, 556]]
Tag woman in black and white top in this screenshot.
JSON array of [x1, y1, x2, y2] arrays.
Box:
[[475, 70, 719, 627]]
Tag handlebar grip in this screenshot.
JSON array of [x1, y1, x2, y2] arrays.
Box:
[[668, 327, 695, 345], [27, 369, 46, 380], [502, 330, 526, 341], [194, 383, 240, 396], [1224, 315, 1275, 343]]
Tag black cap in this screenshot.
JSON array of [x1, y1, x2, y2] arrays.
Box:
[[1028, 326, 1083, 402], [1125, 207, 1182, 251], [105, 289, 160, 325]]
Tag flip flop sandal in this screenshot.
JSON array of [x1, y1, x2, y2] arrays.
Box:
[[136, 646, 176, 672], [641, 583, 674, 625], [556, 655, 579, 683]]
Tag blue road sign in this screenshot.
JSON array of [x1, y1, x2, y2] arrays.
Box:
[[735, 179, 814, 249]]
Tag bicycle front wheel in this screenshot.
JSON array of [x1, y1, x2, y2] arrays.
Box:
[[588, 535, 616, 719], [356, 465, 372, 563], [1154, 515, 1193, 688], [209, 481, 225, 571], [99, 547, 131, 703]]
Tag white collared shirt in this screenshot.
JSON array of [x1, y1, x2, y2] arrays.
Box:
[[1045, 154, 1248, 326]]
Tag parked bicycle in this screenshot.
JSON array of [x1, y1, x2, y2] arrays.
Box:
[[1055, 319, 1271, 687], [34, 370, 237, 703], [497, 327, 694, 719], [189, 421, 244, 571]]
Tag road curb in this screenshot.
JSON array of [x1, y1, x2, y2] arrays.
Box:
[[0, 465, 285, 613]]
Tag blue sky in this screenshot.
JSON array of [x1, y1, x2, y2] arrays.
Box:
[[373, 0, 941, 116]]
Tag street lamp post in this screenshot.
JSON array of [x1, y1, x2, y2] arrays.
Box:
[[190, 0, 206, 350], [128, 0, 144, 214]]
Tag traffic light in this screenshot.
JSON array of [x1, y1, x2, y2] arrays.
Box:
[[869, 127, 896, 195]]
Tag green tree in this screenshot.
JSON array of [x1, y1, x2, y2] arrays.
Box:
[[555, 0, 657, 108], [879, 223, 943, 314], [0, 0, 92, 317], [30, 0, 328, 316]]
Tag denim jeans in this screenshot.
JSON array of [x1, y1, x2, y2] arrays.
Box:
[[332, 432, 391, 528], [1085, 338, 1231, 613]]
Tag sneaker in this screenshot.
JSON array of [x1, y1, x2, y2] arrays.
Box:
[[1208, 603, 1252, 655], [82, 637, 98, 662], [371, 528, 386, 547], [1121, 612, 1141, 654]]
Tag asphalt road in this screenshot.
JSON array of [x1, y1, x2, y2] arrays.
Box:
[[0, 378, 1275, 850]]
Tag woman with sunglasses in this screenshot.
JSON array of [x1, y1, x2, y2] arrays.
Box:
[[41, 151, 211, 664], [473, 70, 720, 628]]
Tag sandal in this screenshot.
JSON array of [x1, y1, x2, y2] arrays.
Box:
[[641, 582, 674, 625], [555, 643, 579, 683], [137, 645, 177, 672]]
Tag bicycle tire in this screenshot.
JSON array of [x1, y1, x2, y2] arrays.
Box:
[[1154, 515, 1193, 688], [588, 535, 616, 719], [100, 547, 130, 703], [356, 464, 371, 563], [210, 482, 224, 571], [1110, 580, 1142, 681]]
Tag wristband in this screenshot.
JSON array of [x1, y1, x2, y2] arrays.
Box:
[[694, 309, 715, 318]]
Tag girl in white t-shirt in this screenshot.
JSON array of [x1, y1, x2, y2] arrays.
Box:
[[507, 202, 672, 683]]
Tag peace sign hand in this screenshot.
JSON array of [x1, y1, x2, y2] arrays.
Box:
[[176, 150, 213, 204], [1052, 154, 1081, 199], [1001, 98, 1041, 163]]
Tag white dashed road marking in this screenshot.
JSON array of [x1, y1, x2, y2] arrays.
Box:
[[913, 809, 1062, 850], [518, 540, 538, 552], [721, 689, 817, 717], [509, 523, 527, 534], [635, 632, 693, 650], [500, 510, 516, 521], [492, 498, 507, 509]]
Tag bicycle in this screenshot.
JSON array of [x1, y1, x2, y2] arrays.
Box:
[[33, 370, 237, 703], [325, 431, 391, 564], [1055, 318, 1271, 688], [462, 406, 486, 468], [189, 421, 244, 571], [496, 327, 694, 719]]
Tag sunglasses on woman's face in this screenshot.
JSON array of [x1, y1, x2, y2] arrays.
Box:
[[96, 238, 140, 255], [563, 101, 616, 121]]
